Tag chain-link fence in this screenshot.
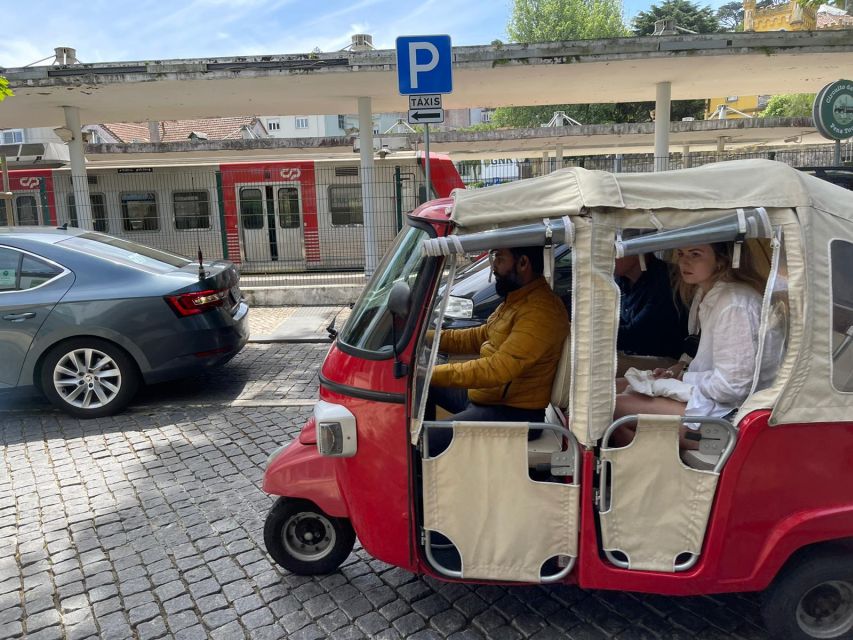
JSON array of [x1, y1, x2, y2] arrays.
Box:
[[459, 144, 853, 186]]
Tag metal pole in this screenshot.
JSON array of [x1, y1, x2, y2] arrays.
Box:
[[654, 81, 672, 172], [1, 155, 10, 224], [424, 124, 431, 200], [835, 139, 842, 165], [63, 105, 93, 228], [358, 97, 377, 276]]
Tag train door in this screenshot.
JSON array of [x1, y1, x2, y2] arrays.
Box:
[[237, 183, 305, 268], [0, 193, 41, 226]]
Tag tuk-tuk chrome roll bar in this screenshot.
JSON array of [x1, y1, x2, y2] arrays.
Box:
[[421, 217, 575, 257], [615, 207, 771, 258], [420, 421, 580, 583], [598, 415, 738, 573]]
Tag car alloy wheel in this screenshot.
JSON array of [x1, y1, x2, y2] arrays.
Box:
[[53, 347, 122, 409]]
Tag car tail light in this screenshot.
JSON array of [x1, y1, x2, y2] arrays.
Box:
[[165, 288, 229, 316]]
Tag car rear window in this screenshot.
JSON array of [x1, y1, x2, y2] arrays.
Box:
[[60, 232, 192, 272]]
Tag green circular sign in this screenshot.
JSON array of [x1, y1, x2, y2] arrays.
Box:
[[814, 79, 853, 141]]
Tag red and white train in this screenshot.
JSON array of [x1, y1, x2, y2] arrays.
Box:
[[1, 153, 464, 271]]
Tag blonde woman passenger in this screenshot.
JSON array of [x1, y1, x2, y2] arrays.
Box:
[[612, 242, 765, 448]]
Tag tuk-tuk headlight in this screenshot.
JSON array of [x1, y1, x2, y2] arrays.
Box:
[[315, 401, 357, 458], [444, 296, 474, 319]]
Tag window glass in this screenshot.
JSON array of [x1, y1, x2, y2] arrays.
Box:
[[338, 227, 429, 354], [831, 240, 853, 392], [0, 248, 20, 291], [277, 187, 301, 229], [328, 185, 363, 226], [16, 195, 39, 225], [19, 254, 62, 290], [61, 232, 191, 272], [295, 117, 309, 129], [239, 188, 264, 230], [1, 130, 23, 144], [69, 193, 108, 232], [121, 192, 158, 231], [0, 199, 7, 226], [173, 191, 211, 230]]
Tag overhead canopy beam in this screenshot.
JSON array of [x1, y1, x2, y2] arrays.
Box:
[[2, 31, 852, 128]]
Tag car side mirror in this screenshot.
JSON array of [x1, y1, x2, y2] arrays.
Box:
[[388, 281, 411, 378]]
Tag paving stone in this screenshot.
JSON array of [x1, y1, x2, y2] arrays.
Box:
[[174, 624, 208, 640], [355, 611, 390, 636], [209, 621, 246, 640], [392, 611, 426, 635], [128, 602, 160, 626], [203, 608, 238, 629], [26, 609, 61, 633], [135, 616, 167, 640], [242, 606, 275, 630]]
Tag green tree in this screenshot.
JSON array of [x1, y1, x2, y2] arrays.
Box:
[[631, 0, 720, 35], [507, 0, 629, 42], [0, 76, 13, 102], [716, 1, 743, 30], [759, 93, 815, 118], [495, 0, 644, 127]]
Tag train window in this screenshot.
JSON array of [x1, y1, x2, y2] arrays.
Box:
[[67, 193, 108, 232], [239, 188, 264, 230], [277, 187, 301, 229], [328, 185, 363, 226], [173, 191, 211, 230], [121, 192, 159, 232], [15, 196, 39, 226]]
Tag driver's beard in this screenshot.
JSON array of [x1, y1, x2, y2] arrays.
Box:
[[494, 270, 521, 298]]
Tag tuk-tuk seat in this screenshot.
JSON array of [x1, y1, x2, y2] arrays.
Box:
[[528, 336, 572, 468]]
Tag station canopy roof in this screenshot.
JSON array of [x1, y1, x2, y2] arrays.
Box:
[[2, 31, 853, 129]]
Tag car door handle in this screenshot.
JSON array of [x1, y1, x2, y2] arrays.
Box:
[[3, 312, 36, 322]]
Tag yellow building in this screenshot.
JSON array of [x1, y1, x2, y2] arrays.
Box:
[[705, 0, 817, 119]]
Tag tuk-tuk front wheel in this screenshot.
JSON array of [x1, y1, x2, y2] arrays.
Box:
[[762, 548, 853, 639], [264, 497, 356, 575]]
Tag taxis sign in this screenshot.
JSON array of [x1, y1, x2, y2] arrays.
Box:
[[813, 79, 853, 141]]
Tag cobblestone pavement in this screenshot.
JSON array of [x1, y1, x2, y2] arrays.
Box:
[[0, 343, 770, 640]]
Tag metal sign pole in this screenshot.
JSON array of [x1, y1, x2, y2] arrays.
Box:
[[424, 123, 431, 199], [835, 139, 842, 165]]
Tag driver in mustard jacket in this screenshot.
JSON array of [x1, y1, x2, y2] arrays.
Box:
[[426, 245, 570, 450]]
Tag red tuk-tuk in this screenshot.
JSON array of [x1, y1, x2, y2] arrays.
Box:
[[262, 160, 853, 640]]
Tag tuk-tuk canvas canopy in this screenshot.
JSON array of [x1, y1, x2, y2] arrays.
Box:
[[446, 160, 853, 443], [450, 159, 842, 228]]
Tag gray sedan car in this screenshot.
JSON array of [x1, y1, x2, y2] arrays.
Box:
[[0, 226, 249, 418]]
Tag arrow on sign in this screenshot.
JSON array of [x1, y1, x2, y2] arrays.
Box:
[[411, 111, 442, 121], [408, 108, 444, 124]]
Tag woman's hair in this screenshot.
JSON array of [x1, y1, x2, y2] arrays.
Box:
[[676, 242, 765, 305]]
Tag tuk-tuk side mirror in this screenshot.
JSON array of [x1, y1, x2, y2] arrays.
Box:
[[388, 281, 411, 319], [388, 281, 411, 378]]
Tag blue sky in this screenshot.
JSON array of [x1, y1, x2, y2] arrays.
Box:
[[1, 0, 730, 69]]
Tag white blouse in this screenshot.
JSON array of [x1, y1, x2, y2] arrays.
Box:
[[682, 280, 763, 418]]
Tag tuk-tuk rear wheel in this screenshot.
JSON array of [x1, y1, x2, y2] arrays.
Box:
[[264, 497, 356, 575], [762, 547, 853, 640]]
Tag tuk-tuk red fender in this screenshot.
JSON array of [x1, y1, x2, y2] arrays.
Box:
[[262, 434, 349, 519]]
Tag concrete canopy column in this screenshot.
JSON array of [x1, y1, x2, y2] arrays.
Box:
[[654, 81, 672, 172], [358, 96, 377, 276], [63, 106, 93, 229]]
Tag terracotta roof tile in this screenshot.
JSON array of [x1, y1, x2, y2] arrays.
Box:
[[100, 116, 265, 143]]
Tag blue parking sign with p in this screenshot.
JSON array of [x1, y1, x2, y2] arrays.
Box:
[[396, 35, 453, 95]]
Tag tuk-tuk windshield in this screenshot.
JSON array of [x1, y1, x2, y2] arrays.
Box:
[[338, 226, 431, 356]]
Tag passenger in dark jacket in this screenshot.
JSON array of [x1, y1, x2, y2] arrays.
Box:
[[616, 254, 687, 360]]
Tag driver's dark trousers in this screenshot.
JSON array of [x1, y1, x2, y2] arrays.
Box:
[[424, 386, 545, 456]]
